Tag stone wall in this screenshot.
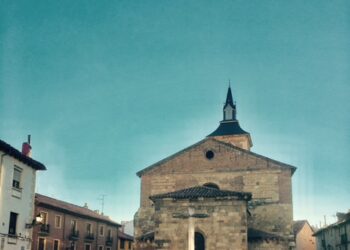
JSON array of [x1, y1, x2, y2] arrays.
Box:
[[135, 138, 295, 249], [153, 197, 248, 250], [249, 240, 289, 250]]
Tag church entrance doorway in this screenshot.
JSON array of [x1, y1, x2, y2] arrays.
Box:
[[195, 232, 205, 250]]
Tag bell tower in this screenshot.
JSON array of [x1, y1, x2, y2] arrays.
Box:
[[208, 86, 252, 150]]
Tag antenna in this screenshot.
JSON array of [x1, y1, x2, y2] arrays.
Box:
[[98, 195, 106, 215]]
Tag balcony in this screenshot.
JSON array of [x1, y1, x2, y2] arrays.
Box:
[[69, 229, 79, 240], [106, 236, 113, 246], [85, 232, 95, 242], [39, 224, 50, 235]]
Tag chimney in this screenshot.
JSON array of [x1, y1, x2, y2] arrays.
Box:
[[83, 203, 88, 209], [22, 135, 32, 157]]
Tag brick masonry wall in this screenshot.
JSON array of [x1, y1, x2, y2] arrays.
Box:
[[32, 204, 119, 250]]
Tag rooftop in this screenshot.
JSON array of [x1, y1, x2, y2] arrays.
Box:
[[149, 186, 252, 201], [36, 193, 120, 227], [118, 231, 134, 241], [293, 220, 313, 235], [0, 139, 46, 170], [207, 120, 249, 137], [313, 211, 350, 236]]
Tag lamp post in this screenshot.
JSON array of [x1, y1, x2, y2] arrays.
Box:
[[25, 213, 43, 228]]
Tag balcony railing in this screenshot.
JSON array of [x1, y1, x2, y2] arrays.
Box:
[[39, 224, 50, 235], [106, 236, 113, 246], [85, 232, 95, 241], [69, 229, 79, 240]]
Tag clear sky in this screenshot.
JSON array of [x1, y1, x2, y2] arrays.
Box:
[[1, 0, 349, 227]]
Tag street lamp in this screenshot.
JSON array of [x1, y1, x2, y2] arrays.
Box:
[[25, 214, 43, 228]]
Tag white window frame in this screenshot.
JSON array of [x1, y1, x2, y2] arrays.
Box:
[[40, 211, 49, 225], [99, 225, 104, 236], [84, 243, 92, 250], [53, 239, 60, 250], [86, 222, 93, 234], [37, 237, 46, 250], [12, 166, 22, 190], [54, 215, 61, 228], [71, 219, 78, 231]]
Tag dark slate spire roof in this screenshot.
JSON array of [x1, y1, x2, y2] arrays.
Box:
[[208, 86, 249, 137], [224, 86, 234, 109], [208, 120, 249, 136], [149, 186, 252, 201]]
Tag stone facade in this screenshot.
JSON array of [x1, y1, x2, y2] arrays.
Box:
[[153, 197, 249, 250], [135, 139, 295, 250], [134, 87, 296, 250]]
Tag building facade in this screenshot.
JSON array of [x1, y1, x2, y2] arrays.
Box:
[[134, 87, 296, 250], [313, 211, 350, 250], [0, 137, 46, 250], [293, 220, 316, 250], [32, 193, 120, 250], [118, 230, 134, 250]]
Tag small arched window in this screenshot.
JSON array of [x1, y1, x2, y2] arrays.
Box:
[[203, 183, 219, 190]]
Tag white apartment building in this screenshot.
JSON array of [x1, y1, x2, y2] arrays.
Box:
[[0, 137, 46, 250]]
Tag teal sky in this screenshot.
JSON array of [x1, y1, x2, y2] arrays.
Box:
[[1, 1, 349, 226]]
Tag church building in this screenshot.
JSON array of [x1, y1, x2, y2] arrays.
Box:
[[134, 87, 296, 250]]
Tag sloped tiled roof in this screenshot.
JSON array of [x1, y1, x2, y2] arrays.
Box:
[[0, 139, 46, 170], [293, 220, 312, 235], [137, 138, 297, 177], [149, 186, 252, 201], [118, 231, 134, 241], [35, 193, 120, 227], [208, 120, 249, 136], [313, 211, 350, 236]]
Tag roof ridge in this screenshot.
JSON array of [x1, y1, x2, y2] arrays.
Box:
[[35, 193, 120, 226], [210, 138, 297, 173], [0, 139, 46, 170], [149, 185, 252, 201], [137, 137, 297, 177], [36, 193, 98, 213]]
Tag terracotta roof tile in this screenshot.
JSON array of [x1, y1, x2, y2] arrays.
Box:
[[293, 220, 309, 235], [149, 186, 252, 201], [118, 231, 134, 241]]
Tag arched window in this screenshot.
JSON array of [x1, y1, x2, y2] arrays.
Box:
[[195, 232, 205, 250], [203, 183, 220, 190]]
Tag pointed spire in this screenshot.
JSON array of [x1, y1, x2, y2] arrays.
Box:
[[225, 86, 234, 108], [223, 86, 236, 121]]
